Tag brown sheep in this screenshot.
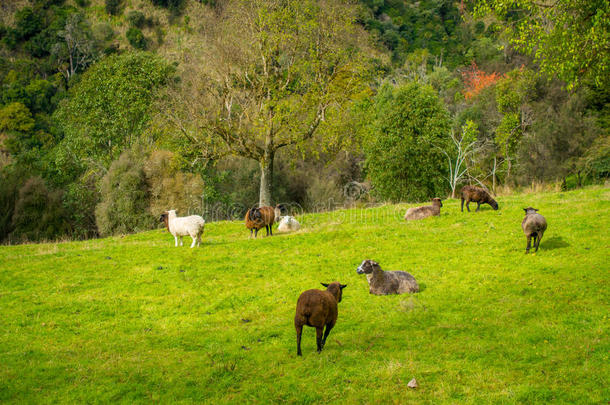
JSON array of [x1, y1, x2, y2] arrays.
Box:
[[460, 185, 499, 212], [356, 260, 419, 295], [245, 205, 276, 238], [522, 207, 547, 253], [404, 198, 443, 220], [294, 282, 346, 356]]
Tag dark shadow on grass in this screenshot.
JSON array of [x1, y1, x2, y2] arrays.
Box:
[[541, 236, 569, 251]]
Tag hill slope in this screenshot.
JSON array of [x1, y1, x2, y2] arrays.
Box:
[[1, 187, 608, 403]]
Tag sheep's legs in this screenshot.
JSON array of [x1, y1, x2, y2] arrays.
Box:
[[321, 323, 334, 349], [190, 236, 197, 248], [461, 198, 465, 212], [316, 327, 324, 353], [476, 202, 481, 212], [535, 232, 543, 252], [466, 200, 471, 212], [525, 235, 532, 253], [174, 236, 178, 247], [295, 324, 303, 356]]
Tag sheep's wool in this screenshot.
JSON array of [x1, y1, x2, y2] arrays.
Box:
[[277, 216, 300, 232], [167, 210, 205, 248]]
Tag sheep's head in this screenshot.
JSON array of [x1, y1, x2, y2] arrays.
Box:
[[490, 199, 499, 210], [431, 198, 443, 207], [250, 207, 262, 221], [523, 207, 538, 215], [159, 211, 170, 231], [274, 204, 287, 222], [321, 282, 347, 302], [356, 259, 381, 275]]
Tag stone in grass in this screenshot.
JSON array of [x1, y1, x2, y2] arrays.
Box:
[[407, 378, 418, 389]]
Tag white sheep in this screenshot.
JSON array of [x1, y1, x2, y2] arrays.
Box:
[[277, 215, 300, 232], [159, 210, 205, 248]]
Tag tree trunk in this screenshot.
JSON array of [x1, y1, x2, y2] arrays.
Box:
[[259, 150, 274, 207]]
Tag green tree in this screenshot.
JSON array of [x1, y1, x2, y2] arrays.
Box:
[[162, 0, 372, 205], [475, 0, 610, 89], [0, 102, 54, 159], [54, 52, 173, 176], [363, 82, 450, 202], [494, 68, 536, 182]]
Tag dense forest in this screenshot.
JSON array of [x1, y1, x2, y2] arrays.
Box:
[[0, 0, 608, 243]]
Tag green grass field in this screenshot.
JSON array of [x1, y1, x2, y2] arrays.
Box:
[[1, 187, 608, 404]]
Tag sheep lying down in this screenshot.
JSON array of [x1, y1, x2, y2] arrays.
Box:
[[277, 216, 300, 232], [356, 259, 419, 295]]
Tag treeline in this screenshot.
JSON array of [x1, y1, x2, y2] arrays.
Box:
[[0, 0, 607, 243]]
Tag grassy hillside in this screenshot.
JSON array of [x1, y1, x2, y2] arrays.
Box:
[[1, 187, 608, 403]]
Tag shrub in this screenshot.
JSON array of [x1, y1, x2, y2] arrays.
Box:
[[75, 0, 90, 7], [126, 27, 147, 49], [474, 21, 485, 34], [14, 7, 43, 41], [0, 168, 24, 242], [93, 23, 115, 42], [11, 177, 68, 242], [127, 11, 148, 28], [95, 149, 154, 236], [62, 175, 99, 240], [150, 0, 185, 11], [363, 82, 450, 202], [105, 0, 122, 16], [144, 150, 204, 216]]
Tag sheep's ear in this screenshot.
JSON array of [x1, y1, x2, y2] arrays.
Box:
[[321, 283, 329, 288], [340, 284, 347, 289], [523, 208, 528, 212]]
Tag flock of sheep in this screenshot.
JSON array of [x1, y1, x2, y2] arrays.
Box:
[[158, 185, 548, 356]]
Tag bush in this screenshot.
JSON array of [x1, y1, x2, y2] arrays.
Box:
[[363, 82, 450, 202], [580, 135, 610, 180], [75, 0, 90, 7], [144, 150, 204, 217], [105, 0, 122, 16], [95, 149, 154, 236], [62, 175, 99, 239], [11, 177, 69, 242], [150, 0, 185, 11], [474, 21, 485, 35], [126, 27, 147, 50], [127, 11, 148, 28], [14, 7, 43, 41], [93, 23, 115, 42], [0, 168, 24, 242]]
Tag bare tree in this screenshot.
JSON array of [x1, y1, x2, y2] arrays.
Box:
[[440, 121, 485, 198], [52, 13, 97, 82]]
